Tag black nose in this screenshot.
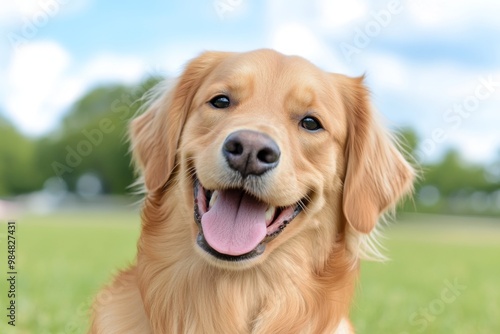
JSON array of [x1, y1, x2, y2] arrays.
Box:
[[222, 130, 280, 177]]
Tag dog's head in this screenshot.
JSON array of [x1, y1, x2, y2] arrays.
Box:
[[130, 49, 414, 267]]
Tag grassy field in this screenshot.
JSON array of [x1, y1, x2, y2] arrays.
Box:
[[0, 211, 499, 333]]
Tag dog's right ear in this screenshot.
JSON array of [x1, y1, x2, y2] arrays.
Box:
[[337, 74, 414, 234], [130, 52, 229, 192]]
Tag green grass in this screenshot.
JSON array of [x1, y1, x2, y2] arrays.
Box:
[[0, 211, 141, 334], [352, 214, 500, 334], [0, 212, 499, 333]]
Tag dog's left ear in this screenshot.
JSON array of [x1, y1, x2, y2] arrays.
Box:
[[130, 51, 230, 192], [336, 74, 414, 234]]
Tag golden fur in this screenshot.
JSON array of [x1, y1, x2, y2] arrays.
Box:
[[89, 49, 414, 333]]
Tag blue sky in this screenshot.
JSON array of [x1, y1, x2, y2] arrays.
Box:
[[1, 0, 499, 163]]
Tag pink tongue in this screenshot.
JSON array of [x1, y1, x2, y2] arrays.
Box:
[[201, 190, 267, 256]]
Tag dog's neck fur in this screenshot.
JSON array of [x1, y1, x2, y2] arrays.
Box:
[[136, 187, 358, 334]]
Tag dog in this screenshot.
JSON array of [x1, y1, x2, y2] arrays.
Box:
[[89, 49, 414, 333]]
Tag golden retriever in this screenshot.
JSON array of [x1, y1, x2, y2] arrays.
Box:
[[89, 49, 414, 333]]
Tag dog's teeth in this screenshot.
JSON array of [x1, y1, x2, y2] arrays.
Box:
[[265, 206, 276, 224], [209, 191, 219, 209]]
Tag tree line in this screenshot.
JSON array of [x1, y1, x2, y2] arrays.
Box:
[[1, 76, 499, 216]]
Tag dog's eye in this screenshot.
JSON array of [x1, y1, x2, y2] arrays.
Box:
[[209, 95, 230, 109], [300, 117, 323, 131]]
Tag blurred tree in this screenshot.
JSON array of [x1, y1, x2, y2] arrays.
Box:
[[0, 116, 42, 196], [1, 75, 500, 218], [34, 76, 162, 194], [423, 149, 491, 197]]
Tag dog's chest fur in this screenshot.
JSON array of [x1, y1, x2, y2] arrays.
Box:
[[134, 193, 356, 334]]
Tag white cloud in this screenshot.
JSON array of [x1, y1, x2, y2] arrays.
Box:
[[262, 0, 500, 164], [1, 0, 498, 166], [359, 52, 500, 162], [158, 45, 207, 76], [394, 64, 500, 163], [270, 23, 348, 73], [361, 52, 410, 92], [2, 40, 146, 136], [0, 1, 40, 23], [406, 0, 500, 30], [360, 51, 497, 104], [5, 41, 72, 135], [156, 40, 264, 77], [80, 54, 146, 85], [316, 0, 368, 29], [450, 131, 500, 163]]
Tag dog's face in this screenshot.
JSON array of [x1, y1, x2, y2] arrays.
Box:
[[183, 51, 349, 264], [131, 49, 413, 268]]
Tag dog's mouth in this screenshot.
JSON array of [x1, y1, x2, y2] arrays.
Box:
[[194, 178, 303, 262]]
